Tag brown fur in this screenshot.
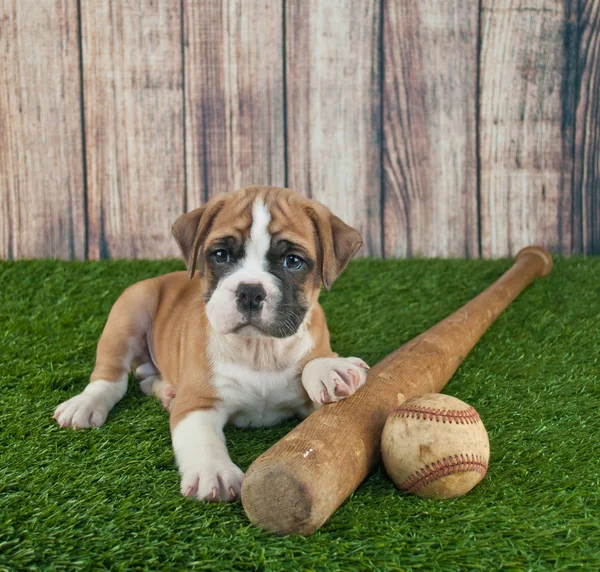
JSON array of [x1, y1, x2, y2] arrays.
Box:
[[89, 186, 362, 431]]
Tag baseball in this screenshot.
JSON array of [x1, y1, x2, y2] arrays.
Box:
[[381, 393, 490, 499]]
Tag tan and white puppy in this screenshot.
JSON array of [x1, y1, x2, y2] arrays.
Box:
[[54, 186, 369, 502]]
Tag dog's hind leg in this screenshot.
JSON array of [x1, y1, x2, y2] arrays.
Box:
[[140, 376, 176, 411], [135, 361, 159, 381], [54, 280, 158, 429], [136, 360, 176, 411]]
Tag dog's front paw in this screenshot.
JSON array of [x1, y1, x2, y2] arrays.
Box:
[[54, 394, 109, 429], [302, 356, 369, 405], [180, 460, 244, 503]]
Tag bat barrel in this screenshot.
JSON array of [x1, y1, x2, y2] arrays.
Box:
[[241, 246, 552, 536]]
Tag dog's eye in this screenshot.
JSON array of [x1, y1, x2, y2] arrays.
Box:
[[283, 254, 304, 270], [212, 249, 230, 264]]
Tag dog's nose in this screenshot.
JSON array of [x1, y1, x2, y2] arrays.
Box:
[[236, 284, 266, 311]]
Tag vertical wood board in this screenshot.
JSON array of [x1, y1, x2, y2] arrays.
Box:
[[286, 0, 382, 256], [184, 0, 285, 209], [479, 0, 575, 257], [0, 0, 85, 259], [574, 0, 600, 254], [82, 0, 184, 259], [382, 0, 479, 258]]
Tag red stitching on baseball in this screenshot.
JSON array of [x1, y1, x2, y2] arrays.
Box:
[[390, 404, 481, 424], [398, 454, 488, 494]]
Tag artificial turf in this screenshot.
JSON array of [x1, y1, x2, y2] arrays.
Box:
[[0, 256, 598, 571]]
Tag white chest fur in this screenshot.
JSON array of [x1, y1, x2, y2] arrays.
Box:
[[208, 326, 314, 428]]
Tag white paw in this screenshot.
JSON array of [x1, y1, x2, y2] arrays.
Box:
[[139, 376, 157, 396], [54, 379, 127, 429], [135, 362, 159, 380], [180, 460, 244, 502], [302, 356, 369, 405], [54, 393, 109, 429], [140, 377, 176, 411]]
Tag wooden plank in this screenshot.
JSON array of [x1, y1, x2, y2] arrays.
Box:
[[286, 0, 382, 257], [82, 0, 184, 259], [184, 0, 285, 208], [479, 0, 575, 258], [574, 0, 600, 255], [382, 0, 479, 258], [0, 0, 85, 259]]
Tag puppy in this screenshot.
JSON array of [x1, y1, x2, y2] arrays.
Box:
[[54, 186, 369, 502]]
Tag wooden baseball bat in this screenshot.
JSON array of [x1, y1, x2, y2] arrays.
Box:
[[241, 246, 552, 535]]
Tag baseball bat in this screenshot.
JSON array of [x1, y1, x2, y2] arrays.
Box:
[[241, 246, 552, 535]]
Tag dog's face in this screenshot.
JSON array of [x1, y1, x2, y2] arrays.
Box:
[[172, 187, 362, 338]]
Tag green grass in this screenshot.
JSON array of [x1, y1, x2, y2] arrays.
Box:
[[1, 257, 599, 571]]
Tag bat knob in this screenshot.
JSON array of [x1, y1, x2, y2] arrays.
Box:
[[515, 246, 553, 277], [242, 457, 315, 536]]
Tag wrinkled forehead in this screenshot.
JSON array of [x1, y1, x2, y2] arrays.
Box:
[[205, 193, 317, 257]]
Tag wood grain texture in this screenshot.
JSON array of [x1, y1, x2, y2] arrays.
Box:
[[382, 0, 479, 258], [479, 0, 575, 258], [286, 0, 382, 257], [184, 0, 285, 208], [82, 0, 184, 259], [0, 0, 84, 259], [573, 0, 600, 255]]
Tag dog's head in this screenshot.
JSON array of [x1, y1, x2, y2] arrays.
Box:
[[171, 186, 362, 338]]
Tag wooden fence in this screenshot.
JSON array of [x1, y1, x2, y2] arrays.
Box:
[[1, 0, 598, 260]]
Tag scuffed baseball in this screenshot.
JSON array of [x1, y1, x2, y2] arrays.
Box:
[[381, 393, 490, 499]]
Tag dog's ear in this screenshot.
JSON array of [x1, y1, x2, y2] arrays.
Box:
[[308, 202, 363, 291], [172, 197, 225, 278]]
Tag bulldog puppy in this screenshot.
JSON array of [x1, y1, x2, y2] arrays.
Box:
[[54, 186, 369, 502]]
